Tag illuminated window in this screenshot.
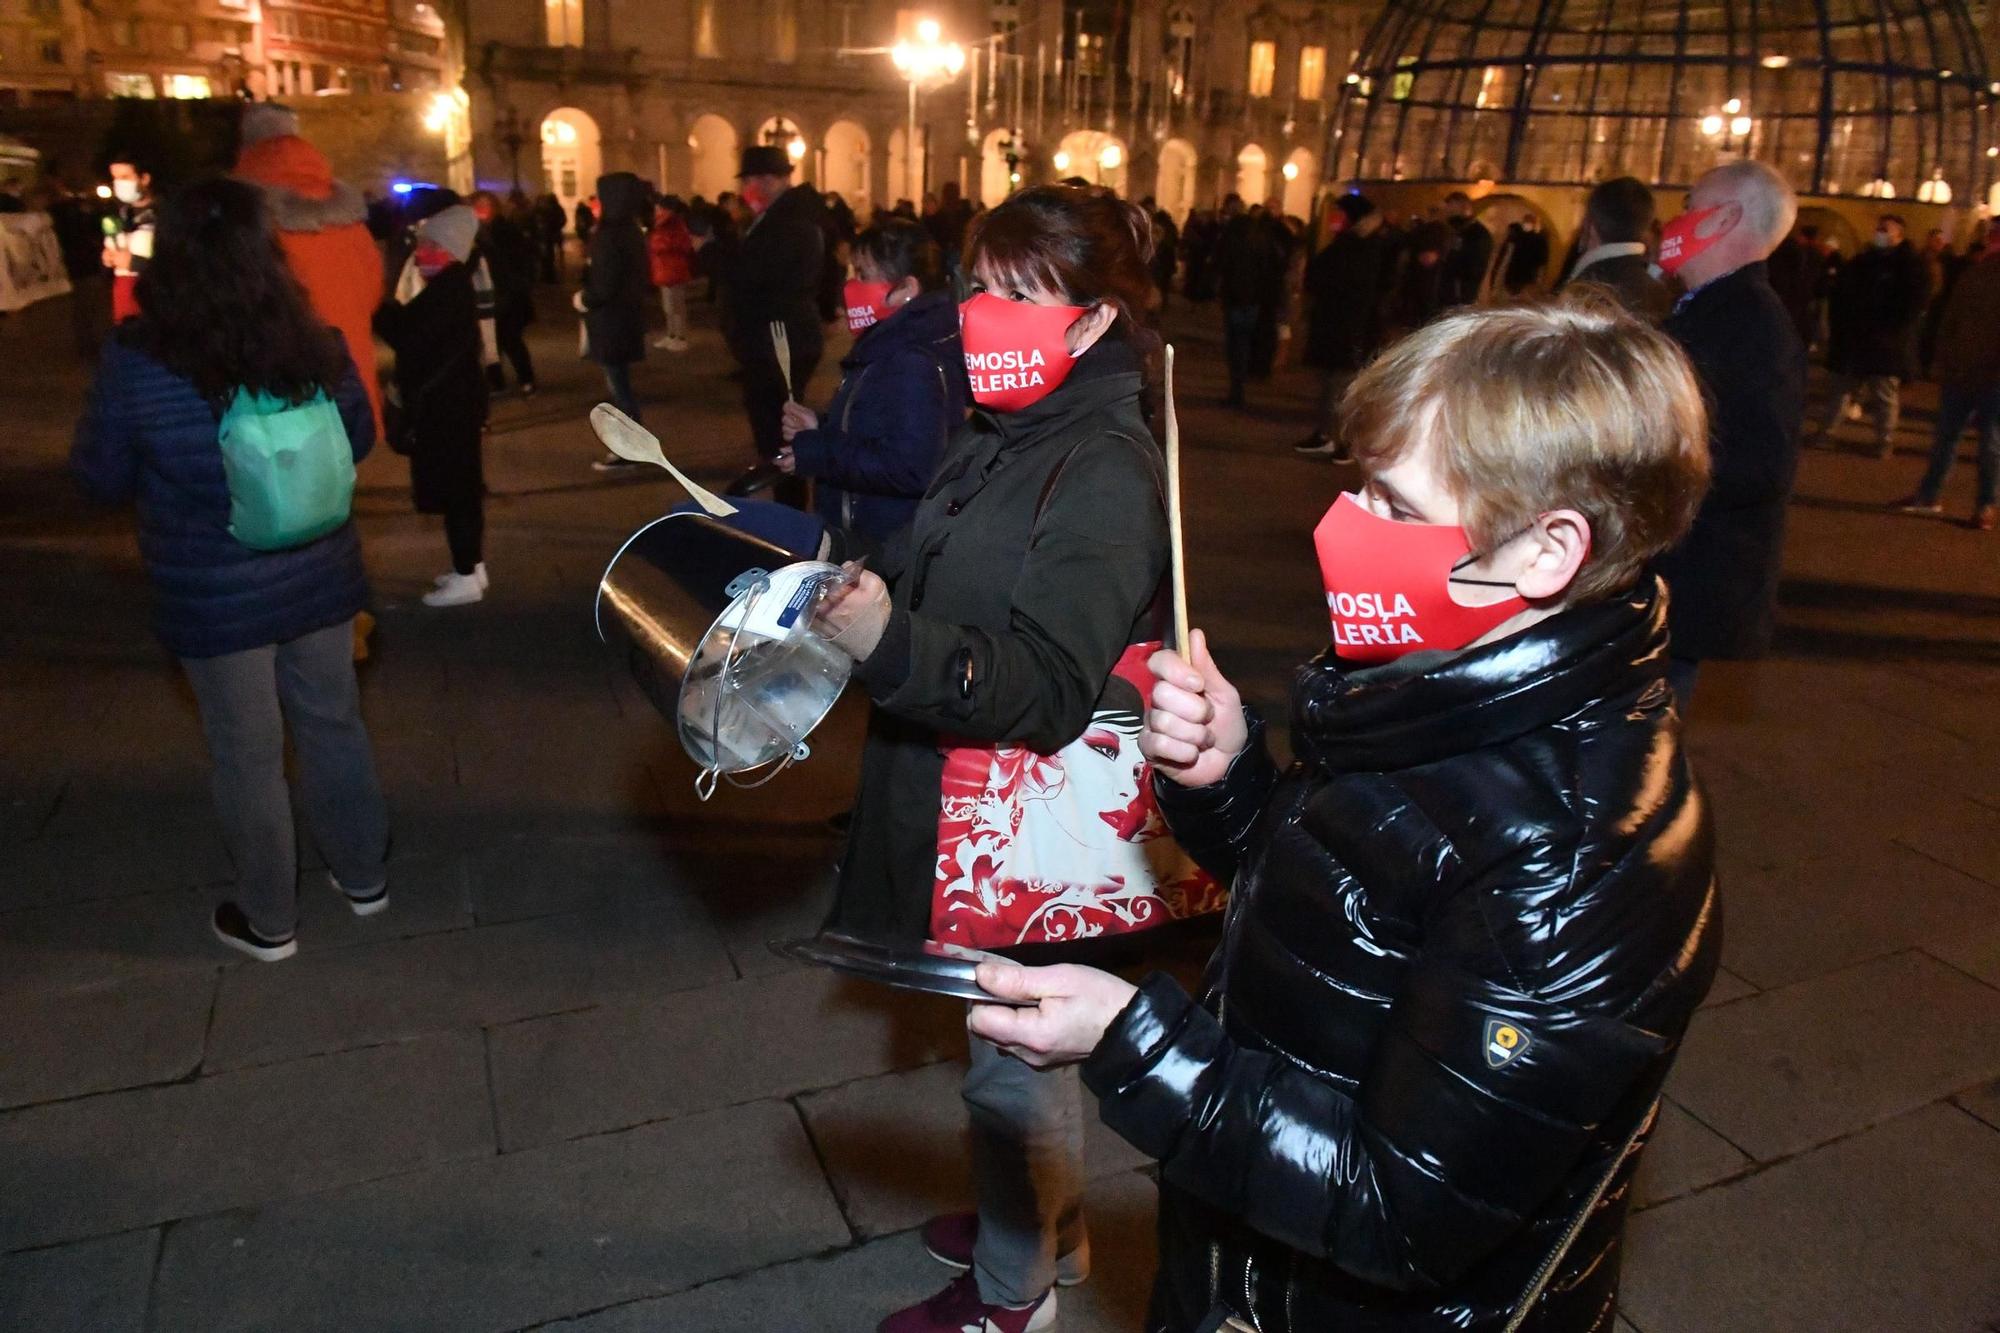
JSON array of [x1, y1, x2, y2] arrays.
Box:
[[1165, 8, 1195, 98], [105, 72, 156, 98], [694, 0, 720, 58], [545, 0, 583, 47], [1298, 45, 1325, 101], [162, 74, 211, 99], [771, 0, 797, 63], [1247, 40, 1276, 98]]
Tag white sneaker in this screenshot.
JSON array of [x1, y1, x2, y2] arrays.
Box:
[[432, 563, 489, 592], [329, 871, 390, 917], [423, 571, 485, 607]]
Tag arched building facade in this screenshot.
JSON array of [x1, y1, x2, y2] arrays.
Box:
[[460, 0, 1375, 226]]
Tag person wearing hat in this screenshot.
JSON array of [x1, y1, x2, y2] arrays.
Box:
[[717, 143, 829, 505], [234, 129, 386, 436], [1294, 192, 1395, 459], [374, 204, 492, 606]]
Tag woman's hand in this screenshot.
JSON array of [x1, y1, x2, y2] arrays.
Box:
[[774, 447, 797, 475], [812, 570, 891, 661], [1141, 628, 1248, 788], [570, 289, 587, 313], [781, 401, 818, 442], [967, 963, 1138, 1067]]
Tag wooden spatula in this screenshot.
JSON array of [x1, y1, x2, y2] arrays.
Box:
[[589, 403, 738, 517]]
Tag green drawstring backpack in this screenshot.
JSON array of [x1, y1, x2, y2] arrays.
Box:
[[216, 387, 355, 551]]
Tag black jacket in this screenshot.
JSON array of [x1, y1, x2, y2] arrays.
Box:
[[1441, 216, 1493, 306], [1654, 261, 1807, 660], [725, 183, 828, 369], [826, 338, 1169, 943], [581, 173, 650, 366], [1825, 239, 1932, 378], [787, 289, 969, 552], [1304, 226, 1396, 371], [1085, 580, 1718, 1333], [1564, 251, 1674, 325], [374, 261, 489, 514], [1217, 212, 1290, 308]]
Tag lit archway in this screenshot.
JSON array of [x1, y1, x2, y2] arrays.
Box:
[[1054, 129, 1128, 193], [822, 120, 871, 211], [688, 113, 738, 199], [540, 107, 601, 224], [1235, 144, 1268, 206], [979, 128, 1021, 207], [1155, 137, 1198, 219], [1281, 147, 1316, 219], [756, 115, 811, 182]]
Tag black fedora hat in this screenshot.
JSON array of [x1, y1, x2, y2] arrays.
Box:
[[737, 144, 795, 178]]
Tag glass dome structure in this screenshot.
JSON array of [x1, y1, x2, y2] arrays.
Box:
[[1329, 0, 1997, 202]]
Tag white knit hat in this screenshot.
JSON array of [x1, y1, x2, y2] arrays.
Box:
[[416, 204, 479, 263]]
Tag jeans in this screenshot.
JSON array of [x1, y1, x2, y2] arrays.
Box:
[[602, 361, 641, 426], [1820, 372, 1900, 448], [179, 620, 390, 940], [659, 284, 689, 341], [964, 1033, 1088, 1306], [494, 308, 534, 388], [1317, 368, 1356, 439], [1914, 382, 2000, 508], [1222, 303, 1260, 399]]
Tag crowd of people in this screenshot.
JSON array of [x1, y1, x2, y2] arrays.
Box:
[[43, 94, 2000, 1332]]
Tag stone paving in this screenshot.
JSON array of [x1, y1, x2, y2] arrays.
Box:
[[2, 284, 1999, 1332]]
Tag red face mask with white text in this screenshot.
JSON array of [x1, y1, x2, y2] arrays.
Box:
[[1312, 494, 1529, 664], [958, 291, 1087, 412], [844, 280, 896, 335], [1657, 206, 1728, 275]]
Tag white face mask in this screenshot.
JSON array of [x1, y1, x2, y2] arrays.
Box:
[[1872, 231, 1893, 249], [111, 178, 141, 204]]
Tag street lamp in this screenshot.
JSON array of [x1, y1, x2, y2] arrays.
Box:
[[890, 17, 964, 202], [495, 105, 528, 192]]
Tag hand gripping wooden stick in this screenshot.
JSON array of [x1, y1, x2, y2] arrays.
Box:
[[770, 320, 794, 401], [1163, 343, 1190, 654]]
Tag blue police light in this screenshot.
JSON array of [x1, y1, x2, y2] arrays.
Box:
[[390, 181, 417, 195]]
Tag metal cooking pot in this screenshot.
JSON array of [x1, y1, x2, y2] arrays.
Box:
[[596, 512, 853, 790]]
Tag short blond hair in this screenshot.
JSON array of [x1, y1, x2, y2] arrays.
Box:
[[1341, 292, 1710, 603]]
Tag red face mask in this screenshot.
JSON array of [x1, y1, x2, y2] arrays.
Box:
[[1657, 205, 1728, 275], [844, 279, 895, 335], [959, 292, 1087, 412], [1312, 493, 1529, 664], [413, 240, 456, 280]]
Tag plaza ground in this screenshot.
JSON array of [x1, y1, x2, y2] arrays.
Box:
[[2, 285, 1998, 1331]]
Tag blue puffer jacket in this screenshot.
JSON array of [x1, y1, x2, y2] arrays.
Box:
[[71, 335, 376, 660], [788, 288, 969, 548]]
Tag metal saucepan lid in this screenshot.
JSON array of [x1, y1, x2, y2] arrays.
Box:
[[771, 931, 1038, 1006]]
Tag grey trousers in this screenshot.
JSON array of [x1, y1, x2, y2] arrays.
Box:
[[964, 1033, 1089, 1306], [180, 619, 389, 940], [1821, 372, 1901, 447]]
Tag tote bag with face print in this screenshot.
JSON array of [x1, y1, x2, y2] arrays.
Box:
[[930, 642, 1225, 951]]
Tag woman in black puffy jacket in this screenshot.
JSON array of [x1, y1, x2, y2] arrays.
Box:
[[971, 295, 1722, 1332]]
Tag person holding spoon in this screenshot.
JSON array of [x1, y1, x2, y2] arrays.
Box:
[[962, 295, 1723, 1333], [812, 185, 1216, 1333]]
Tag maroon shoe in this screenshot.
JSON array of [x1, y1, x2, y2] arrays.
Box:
[[879, 1273, 1055, 1333], [920, 1212, 1088, 1287]]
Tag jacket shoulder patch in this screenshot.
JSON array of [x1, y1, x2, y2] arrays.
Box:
[[1484, 1018, 1530, 1069]]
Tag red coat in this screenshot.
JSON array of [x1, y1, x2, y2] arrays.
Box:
[[648, 214, 694, 288], [234, 135, 386, 437]]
